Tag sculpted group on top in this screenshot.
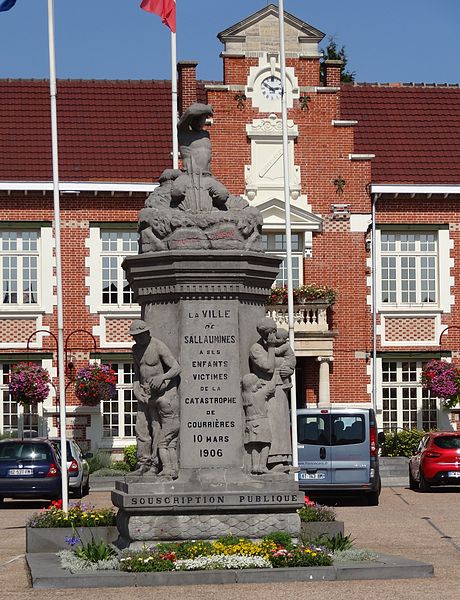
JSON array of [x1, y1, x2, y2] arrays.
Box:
[[138, 103, 263, 253]]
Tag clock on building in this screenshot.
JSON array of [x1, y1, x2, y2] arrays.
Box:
[[261, 75, 282, 100]]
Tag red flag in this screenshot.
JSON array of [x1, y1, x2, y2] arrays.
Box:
[[141, 0, 176, 33]]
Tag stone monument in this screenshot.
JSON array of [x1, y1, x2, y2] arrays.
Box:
[[112, 103, 303, 546]]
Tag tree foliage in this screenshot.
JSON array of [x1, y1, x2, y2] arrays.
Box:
[[321, 36, 355, 84]]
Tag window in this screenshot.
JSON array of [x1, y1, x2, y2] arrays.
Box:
[[101, 231, 137, 306], [381, 360, 438, 431], [102, 363, 136, 439], [0, 363, 41, 436], [261, 233, 303, 287], [1, 231, 39, 306], [380, 232, 437, 304]]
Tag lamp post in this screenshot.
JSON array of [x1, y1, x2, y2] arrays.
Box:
[[26, 328, 98, 511]]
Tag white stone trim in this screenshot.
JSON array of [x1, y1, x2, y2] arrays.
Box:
[[380, 313, 441, 347], [372, 184, 460, 196], [375, 229, 448, 313], [438, 229, 454, 313], [0, 314, 48, 349], [0, 182, 157, 193], [332, 120, 358, 127], [315, 87, 339, 93], [245, 54, 299, 112], [350, 213, 371, 232], [349, 154, 375, 161], [95, 313, 140, 349]]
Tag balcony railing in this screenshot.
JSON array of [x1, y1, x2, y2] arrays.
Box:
[[266, 302, 330, 333]]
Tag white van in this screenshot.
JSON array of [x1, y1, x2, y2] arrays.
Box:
[[296, 407, 382, 505]]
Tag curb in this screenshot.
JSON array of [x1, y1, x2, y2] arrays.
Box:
[[26, 552, 434, 589]]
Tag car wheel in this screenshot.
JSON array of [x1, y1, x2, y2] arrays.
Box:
[[408, 467, 417, 490], [366, 491, 379, 506], [72, 481, 84, 499], [82, 479, 90, 497], [418, 470, 431, 492]]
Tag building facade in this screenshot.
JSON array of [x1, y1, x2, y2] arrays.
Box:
[[1, 5, 459, 452]]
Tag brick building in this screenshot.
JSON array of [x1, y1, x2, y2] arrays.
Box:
[[1, 4, 459, 452]]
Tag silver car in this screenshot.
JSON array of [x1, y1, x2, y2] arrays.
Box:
[[51, 439, 91, 499], [297, 407, 382, 505]]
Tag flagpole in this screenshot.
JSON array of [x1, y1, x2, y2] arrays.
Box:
[[47, 0, 68, 511], [171, 22, 178, 169], [278, 0, 299, 474]]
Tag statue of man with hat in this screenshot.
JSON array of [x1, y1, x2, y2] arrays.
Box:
[[129, 319, 181, 477]]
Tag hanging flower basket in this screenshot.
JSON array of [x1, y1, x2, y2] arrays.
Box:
[[421, 359, 460, 409], [74, 364, 117, 407], [8, 363, 51, 407]]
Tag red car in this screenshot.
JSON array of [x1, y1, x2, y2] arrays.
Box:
[[409, 432, 460, 491]]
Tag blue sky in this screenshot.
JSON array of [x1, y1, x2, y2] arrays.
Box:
[[1, 1, 459, 84]]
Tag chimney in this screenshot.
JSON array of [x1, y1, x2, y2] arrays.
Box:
[[323, 59, 343, 87], [178, 61, 198, 114]]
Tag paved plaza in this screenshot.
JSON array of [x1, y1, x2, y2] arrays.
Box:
[[1, 486, 459, 599]]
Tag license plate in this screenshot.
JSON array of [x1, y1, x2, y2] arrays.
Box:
[[300, 472, 325, 480], [448, 471, 460, 478], [8, 468, 33, 476]]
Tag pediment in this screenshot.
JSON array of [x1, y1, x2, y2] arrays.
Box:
[[218, 4, 325, 55], [257, 197, 323, 231]]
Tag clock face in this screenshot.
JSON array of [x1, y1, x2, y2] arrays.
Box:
[[261, 76, 282, 100]]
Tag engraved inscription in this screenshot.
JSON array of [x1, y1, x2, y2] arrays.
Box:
[[179, 300, 242, 468]]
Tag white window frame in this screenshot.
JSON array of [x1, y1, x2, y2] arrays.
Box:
[[100, 361, 136, 445], [261, 232, 304, 288], [86, 226, 139, 315], [0, 225, 54, 315], [376, 229, 453, 315], [377, 359, 440, 431], [0, 360, 52, 437]]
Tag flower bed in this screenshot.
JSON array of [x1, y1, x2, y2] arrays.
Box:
[[58, 534, 333, 574], [27, 500, 116, 528], [26, 500, 118, 553], [298, 496, 344, 540]]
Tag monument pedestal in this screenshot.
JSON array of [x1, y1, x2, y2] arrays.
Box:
[[117, 250, 303, 545], [112, 472, 302, 546]]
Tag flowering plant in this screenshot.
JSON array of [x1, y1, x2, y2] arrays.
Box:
[[267, 284, 336, 305], [74, 363, 117, 406], [295, 284, 337, 304], [421, 359, 460, 409], [8, 362, 51, 406], [118, 535, 333, 572], [27, 500, 117, 528], [297, 496, 336, 522]]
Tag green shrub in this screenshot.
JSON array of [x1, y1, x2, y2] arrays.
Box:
[[87, 451, 112, 473], [74, 539, 117, 563], [312, 532, 354, 552], [123, 445, 137, 471], [111, 461, 131, 472], [381, 429, 427, 457], [263, 531, 294, 550], [91, 468, 129, 477]]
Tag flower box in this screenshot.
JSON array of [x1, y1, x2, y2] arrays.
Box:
[[26, 526, 119, 553], [300, 520, 344, 540]]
